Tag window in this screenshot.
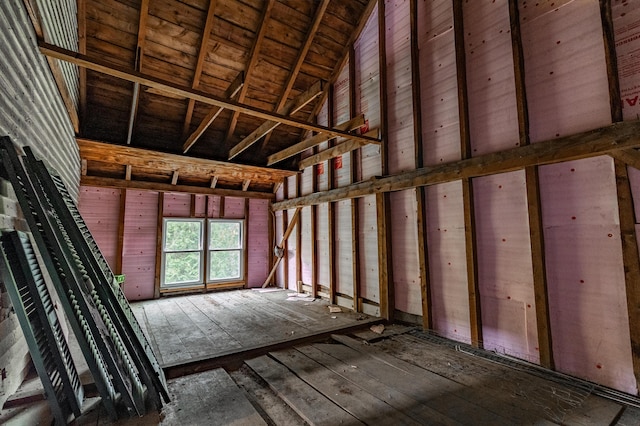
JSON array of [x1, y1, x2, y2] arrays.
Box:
[[161, 218, 244, 288], [162, 219, 204, 287], [208, 220, 243, 281]]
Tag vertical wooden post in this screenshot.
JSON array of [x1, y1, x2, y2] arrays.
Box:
[[282, 178, 289, 289], [267, 197, 274, 286], [244, 198, 250, 288], [190, 194, 197, 217], [311, 156, 318, 298], [154, 192, 164, 298], [410, 0, 432, 330], [220, 196, 226, 218], [600, 0, 640, 391], [327, 83, 337, 303], [377, 0, 394, 320], [508, 0, 554, 369], [115, 189, 127, 275], [453, 0, 482, 347], [349, 48, 361, 311], [296, 175, 302, 289]]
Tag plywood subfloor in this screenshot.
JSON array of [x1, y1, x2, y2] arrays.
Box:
[[130, 288, 376, 368]]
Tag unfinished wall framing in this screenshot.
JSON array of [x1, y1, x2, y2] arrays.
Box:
[[274, 0, 640, 395]]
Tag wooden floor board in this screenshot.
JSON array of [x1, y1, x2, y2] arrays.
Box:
[[132, 289, 376, 367], [245, 355, 363, 426], [297, 344, 460, 425], [328, 336, 524, 425], [269, 348, 421, 426], [161, 368, 266, 426], [376, 334, 623, 425]]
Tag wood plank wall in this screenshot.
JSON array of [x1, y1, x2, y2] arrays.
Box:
[[0, 0, 80, 408], [274, 0, 640, 395]]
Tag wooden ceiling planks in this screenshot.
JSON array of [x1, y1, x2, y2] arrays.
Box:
[[77, 0, 375, 184]]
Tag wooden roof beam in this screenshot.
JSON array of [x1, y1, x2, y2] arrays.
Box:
[[81, 176, 274, 200], [77, 138, 296, 185], [272, 120, 640, 210], [223, 0, 276, 144], [259, 0, 331, 150], [297, 129, 379, 170], [40, 43, 380, 145], [182, 0, 219, 139], [267, 115, 365, 166], [182, 71, 245, 153], [126, 0, 150, 145], [228, 81, 324, 160]]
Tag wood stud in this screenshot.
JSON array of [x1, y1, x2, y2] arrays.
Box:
[[410, 0, 432, 330], [377, 0, 394, 321], [600, 0, 640, 392], [508, 0, 554, 369], [453, 0, 482, 348]]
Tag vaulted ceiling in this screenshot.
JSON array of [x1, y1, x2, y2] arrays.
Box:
[[68, 0, 375, 193]]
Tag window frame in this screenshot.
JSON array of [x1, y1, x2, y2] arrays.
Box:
[[160, 218, 205, 288], [207, 218, 245, 283], [160, 217, 245, 289]]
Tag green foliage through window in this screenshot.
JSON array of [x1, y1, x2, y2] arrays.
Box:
[[162, 218, 243, 288]]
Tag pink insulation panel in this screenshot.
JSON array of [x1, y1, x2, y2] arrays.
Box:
[[358, 195, 379, 303], [390, 190, 422, 316], [333, 62, 353, 189], [207, 196, 222, 218], [193, 195, 206, 217], [522, 0, 634, 393], [464, 0, 520, 155], [385, 0, 415, 174], [613, 0, 640, 120], [274, 209, 284, 286], [224, 197, 245, 219], [425, 181, 471, 344], [163, 192, 190, 217], [316, 203, 330, 288], [335, 200, 354, 298], [247, 199, 269, 288], [521, 0, 611, 142], [354, 5, 382, 180], [300, 207, 313, 285], [122, 190, 158, 301], [78, 186, 121, 271], [473, 172, 538, 363], [418, 0, 460, 166]]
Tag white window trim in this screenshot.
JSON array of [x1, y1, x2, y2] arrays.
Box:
[[160, 217, 245, 289], [207, 218, 245, 283], [160, 218, 205, 288]]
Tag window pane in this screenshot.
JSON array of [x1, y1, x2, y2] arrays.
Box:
[[209, 250, 240, 280], [165, 221, 201, 251], [165, 252, 201, 284], [209, 221, 241, 249]]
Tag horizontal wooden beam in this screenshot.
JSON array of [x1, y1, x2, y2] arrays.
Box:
[[81, 175, 274, 200], [39, 42, 380, 146], [298, 129, 379, 170], [272, 121, 640, 210], [77, 138, 295, 185], [267, 115, 365, 166], [228, 81, 324, 160]]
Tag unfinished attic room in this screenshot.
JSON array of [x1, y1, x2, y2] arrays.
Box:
[[5, 0, 640, 424]]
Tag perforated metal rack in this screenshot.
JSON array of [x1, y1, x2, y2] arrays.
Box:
[[0, 231, 84, 424]]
